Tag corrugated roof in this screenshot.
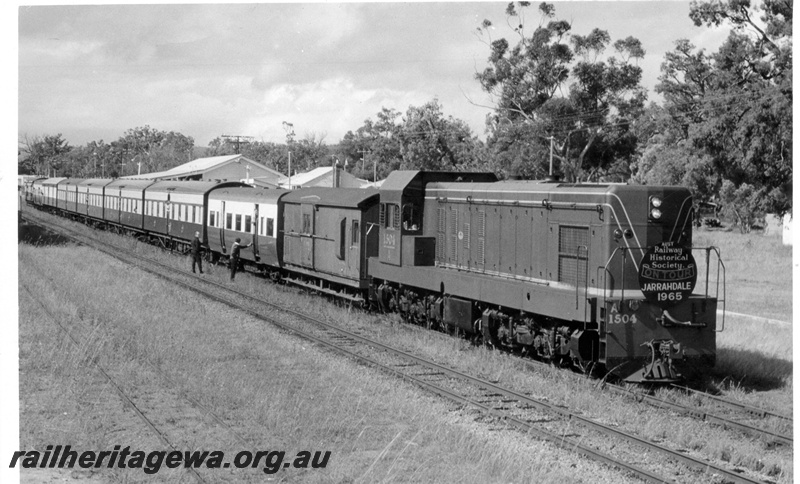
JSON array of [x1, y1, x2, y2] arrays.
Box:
[[277, 166, 332, 187], [123, 155, 284, 180]]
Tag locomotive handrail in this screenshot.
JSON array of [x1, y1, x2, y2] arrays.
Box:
[[702, 246, 727, 332], [599, 244, 725, 317]]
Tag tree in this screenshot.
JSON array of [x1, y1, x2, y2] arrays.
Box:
[[398, 99, 482, 171], [339, 108, 404, 181], [651, 0, 792, 222], [113, 126, 195, 175], [19, 134, 72, 176], [476, 2, 647, 181]]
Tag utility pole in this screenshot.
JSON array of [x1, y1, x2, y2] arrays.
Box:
[[221, 134, 254, 154], [358, 149, 372, 182], [282, 121, 296, 189]]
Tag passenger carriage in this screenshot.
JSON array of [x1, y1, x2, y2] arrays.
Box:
[[206, 186, 287, 273], [56, 179, 86, 214], [103, 179, 155, 231], [30, 178, 56, 207], [143, 180, 245, 250], [76, 179, 114, 221]]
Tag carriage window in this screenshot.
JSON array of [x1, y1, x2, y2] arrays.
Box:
[[226, 213, 233, 230], [383, 203, 401, 229], [402, 203, 422, 232], [267, 218, 274, 237], [351, 219, 360, 245], [337, 218, 346, 260], [210, 211, 216, 227], [235, 214, 242, 231], [245, 215, 252, 232]]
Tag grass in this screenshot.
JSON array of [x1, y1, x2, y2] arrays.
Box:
[[692, 228, 793, 392], [18, 207, 794, 483], [693, 228, 792, 323], [19, 241, 638, 484]]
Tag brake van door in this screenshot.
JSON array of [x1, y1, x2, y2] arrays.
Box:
[[301, 203, 314, 269]]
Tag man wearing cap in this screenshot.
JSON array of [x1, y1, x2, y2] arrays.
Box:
[[230, 237, 252, 280], [191, 231, 204, 274]]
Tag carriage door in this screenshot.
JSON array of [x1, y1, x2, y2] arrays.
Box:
[[165, 196, 173, 236], [301, 203, 315, 268], [220, 201, 227, 252], [252, 204, 260, 261]]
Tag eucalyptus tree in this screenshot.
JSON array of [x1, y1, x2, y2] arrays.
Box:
[[651, 0, 792, 227], [476, 2, 647, 181]]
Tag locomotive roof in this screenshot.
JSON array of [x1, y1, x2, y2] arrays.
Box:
[[281, 187, 379, 208], [381, 171, 498, 193], [426, 179, 688, 196], [208, 186, 288, 203]]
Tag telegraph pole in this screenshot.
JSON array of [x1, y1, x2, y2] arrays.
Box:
[[282, 121, 296, 189], [221, 134, 254, 154], [358, 149, 372, 181]]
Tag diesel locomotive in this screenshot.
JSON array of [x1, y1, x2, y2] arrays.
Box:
[[25, 170, 725, 383]]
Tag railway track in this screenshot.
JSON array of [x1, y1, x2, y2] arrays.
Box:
[[20, 208, 785, 484], [20, 282, 213, 483], [520, 359, 792, 447]]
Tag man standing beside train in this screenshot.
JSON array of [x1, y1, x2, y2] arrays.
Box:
[[230, 237, 251, 280], [191, 231, 204, 274]]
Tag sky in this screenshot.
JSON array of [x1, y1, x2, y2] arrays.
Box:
[[16, 2, 731, 150]]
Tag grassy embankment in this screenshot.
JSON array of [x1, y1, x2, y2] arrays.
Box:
[[693, 229, 792, 394], [18, 239, 634, 484], [17, 211, 793, 482]]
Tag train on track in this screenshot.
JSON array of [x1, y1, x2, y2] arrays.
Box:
[[24, 171, 725, 383]]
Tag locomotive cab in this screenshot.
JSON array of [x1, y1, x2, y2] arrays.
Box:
[[376, 171, 498, 269]]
